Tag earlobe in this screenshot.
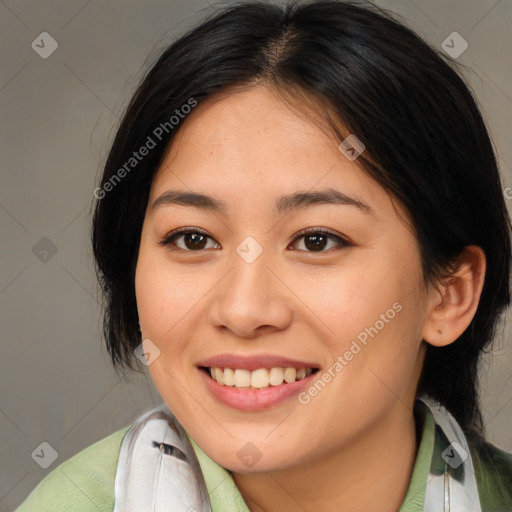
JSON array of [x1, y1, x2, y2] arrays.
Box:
[[422, 245, 486, 347]]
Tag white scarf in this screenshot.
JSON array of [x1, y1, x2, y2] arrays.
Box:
[[112, 396, 481, 512]]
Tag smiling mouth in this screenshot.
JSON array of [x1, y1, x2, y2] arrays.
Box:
[[200, 366, 320, 389]]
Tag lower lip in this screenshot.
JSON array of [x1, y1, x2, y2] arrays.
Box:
[[199, 368, 317, 411]]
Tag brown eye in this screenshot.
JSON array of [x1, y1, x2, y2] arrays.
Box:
[[182, 232, 207, 250], [303, 233, 328, 251], [290, 229, 349, 253], [158, 228, 220, 251]]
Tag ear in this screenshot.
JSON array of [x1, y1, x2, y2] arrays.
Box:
[[422, 245, 486, 347]]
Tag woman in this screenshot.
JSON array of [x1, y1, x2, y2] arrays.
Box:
[[16, 1, 512, 511]]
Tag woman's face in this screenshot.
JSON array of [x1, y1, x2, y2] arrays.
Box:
[[135, 85, 431, 472]]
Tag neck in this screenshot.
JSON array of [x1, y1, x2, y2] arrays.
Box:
[[232, 402, 420, 512]]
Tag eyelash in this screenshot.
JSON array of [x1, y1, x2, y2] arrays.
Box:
[[158, 227, 350, 253]]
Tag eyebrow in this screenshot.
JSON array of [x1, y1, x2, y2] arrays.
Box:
[[151, 188, 373, 215]]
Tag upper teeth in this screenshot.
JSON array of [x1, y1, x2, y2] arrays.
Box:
[[209, 367, 313, 388]]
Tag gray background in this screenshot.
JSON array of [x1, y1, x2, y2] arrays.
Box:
[[1, 0, 511, 510]]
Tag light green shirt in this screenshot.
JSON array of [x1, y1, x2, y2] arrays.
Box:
[[14, 403, 512, 511]]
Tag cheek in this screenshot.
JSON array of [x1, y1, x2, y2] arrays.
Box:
[[135, 241, 206, 341], [310, 257, 418, 347], [315, 249, 425, 391], [134, 247, 202, 408]]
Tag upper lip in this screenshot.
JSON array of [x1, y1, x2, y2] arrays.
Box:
[[196, 354, 320, 371]]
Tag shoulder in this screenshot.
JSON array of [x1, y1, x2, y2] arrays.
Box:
[[15, 425, 131, 512], [469, 435, 512, 512]]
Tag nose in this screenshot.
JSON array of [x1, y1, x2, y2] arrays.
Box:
[[208, 248, 293, 339]]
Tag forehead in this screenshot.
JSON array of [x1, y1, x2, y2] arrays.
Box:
[[148, 86, 397, 219], [166, 86, 332, 164]]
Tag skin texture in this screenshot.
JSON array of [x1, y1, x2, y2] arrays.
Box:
[[135, 85, 486, 511]]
